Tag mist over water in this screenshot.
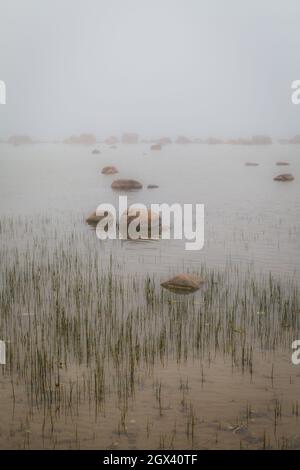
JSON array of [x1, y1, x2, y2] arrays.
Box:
[[1, 0, 300, 140]]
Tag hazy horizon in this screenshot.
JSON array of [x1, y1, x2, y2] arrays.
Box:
[[1, 0, 300, 140]]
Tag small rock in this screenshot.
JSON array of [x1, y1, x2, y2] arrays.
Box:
[[161, 274, 205, 294], [101, 166, 118, 175], [85, 211, 110, 226], [111, 179, 143, 191], [273, 173, 294, 182], [150, 144, 162, 150]]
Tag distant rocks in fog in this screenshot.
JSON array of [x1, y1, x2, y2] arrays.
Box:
[[101, 166, 118, 175], [273, 173, 294, 182], [9, 135, 33, 145], [92, 148, 101, 154], [64, 134, 97, 145], [150, 144, 162, 151], [147, 184, 159, 189], [245, 162, 259, 166], [155, 137, 172, 145], [111, 179, 143, 191], [205, 137, 224, 145], [173, 135, 272, 145], [105, 136, 119, 145], [226, 135, 272, 145], [176, 136, 192, 144], [122, 133, 139, 144], [278, 135, 300, 144], [276, 161, 289, 166]]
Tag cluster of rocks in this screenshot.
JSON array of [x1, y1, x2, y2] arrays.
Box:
[[244, 161, 295, 182], [64, 134, 97, 145], [8, 135, 33, 145], [278, 135, 300, 144]]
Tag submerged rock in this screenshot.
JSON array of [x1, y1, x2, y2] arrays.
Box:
[[245, 162, 259, 166], [161, 274, 205, 294], [273, 173, 294, 182], [147, 184, 159, 189], [101, 166, 118, 175], [276, 161, 289, 166], [111, 179, 143, 190]]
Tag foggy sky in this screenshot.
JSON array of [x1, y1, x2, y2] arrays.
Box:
[[0, 0, 300, 140]]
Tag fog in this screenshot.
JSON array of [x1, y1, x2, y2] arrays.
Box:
[[0, 0, 300, 140]]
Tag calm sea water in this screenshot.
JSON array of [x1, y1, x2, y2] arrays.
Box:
[[0, 142, 299, 279]]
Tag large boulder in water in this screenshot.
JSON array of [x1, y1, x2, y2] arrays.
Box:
[[101, 166, 118, 175], [161, 274, 205, 294], [111, 179, 142, 190], [120, 207, 161, 239], [273, 173, 294, 182]]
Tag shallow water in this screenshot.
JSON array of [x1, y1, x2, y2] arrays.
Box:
[[0, 142, 299, 449], [0, 142, 299, 278]]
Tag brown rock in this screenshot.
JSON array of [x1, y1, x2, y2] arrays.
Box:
[[120, 207, 161, 238], [111, 179, 143, 190], [150, 144, 162, 150], [85, 211, 105, 226], [8, 135, 33, 145], [101, 166, 118, 175], [273, 173, 294, 182], [105, 136, 119, 145], [176, 136, 192, 144], [161, 274, 205, 294], [122, 133, 139, 144], [64, 134, 97, 145]]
